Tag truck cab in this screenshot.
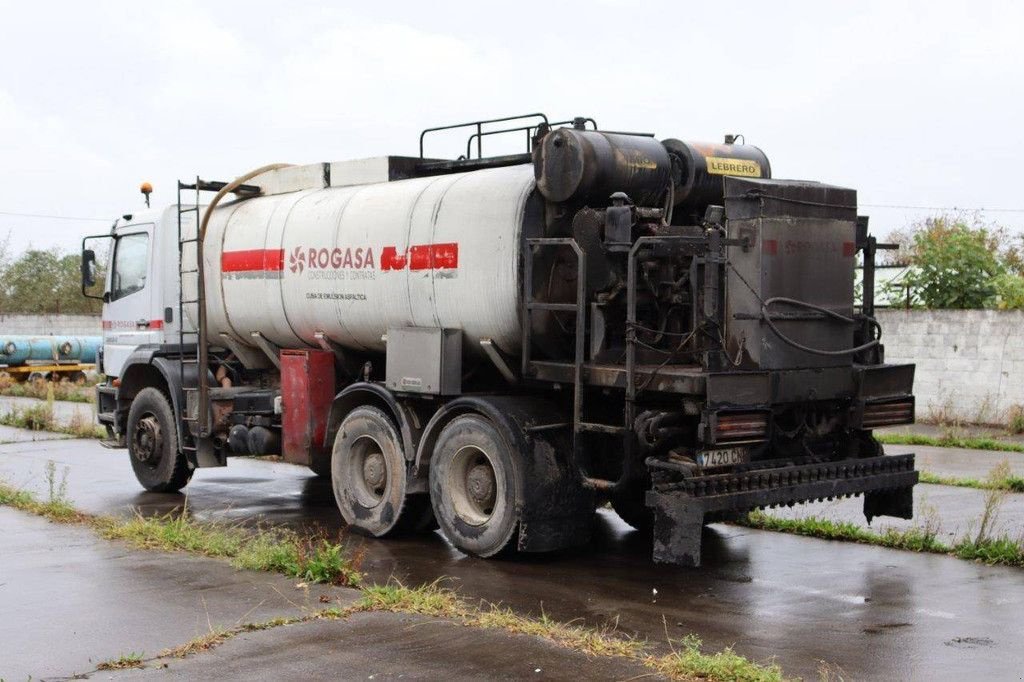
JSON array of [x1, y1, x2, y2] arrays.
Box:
[[83, 205, 193, 437]]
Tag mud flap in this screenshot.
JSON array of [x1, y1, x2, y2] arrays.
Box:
[[864, 486, 914, 523], [648, 492, 705, 567]]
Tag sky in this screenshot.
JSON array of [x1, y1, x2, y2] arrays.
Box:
[[1, 0, 1022, 255]]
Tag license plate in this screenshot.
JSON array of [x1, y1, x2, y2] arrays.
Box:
[[696, 446, 750, 469]]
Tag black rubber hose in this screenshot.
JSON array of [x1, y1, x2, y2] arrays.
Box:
[[760, 296, 881, 356]]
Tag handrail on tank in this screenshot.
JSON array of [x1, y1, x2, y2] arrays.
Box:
[[419, 113, 549, 159], [464, 117, 599, 160]]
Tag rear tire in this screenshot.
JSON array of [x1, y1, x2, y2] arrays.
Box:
[[331, 406, 431, 536], [127, 387, 193, 492], [429, 414, 520, 558]]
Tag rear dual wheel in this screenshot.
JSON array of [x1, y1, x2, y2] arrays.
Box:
[[331, 406, 432, 536], [332, 408, 523, 557], [429, 415, 520, 558]]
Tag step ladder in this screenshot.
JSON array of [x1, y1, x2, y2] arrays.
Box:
[[175, 178, 260, 465]]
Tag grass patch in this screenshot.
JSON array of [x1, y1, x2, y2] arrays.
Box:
[[94, 510, 362, 586], [355, 581, 783, 681], [742, 511, 947, 553], [878, 432, 1024, 454], [0, 400, 106, 439], [95, 652, 145, 670], [741, 511, 1023, 568], [919, 470, 1024, 493], [652, 633, 784, 682], [1, 468, 361, 586]]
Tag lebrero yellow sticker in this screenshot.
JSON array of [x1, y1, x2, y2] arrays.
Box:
[[705, 157, 762, 177]]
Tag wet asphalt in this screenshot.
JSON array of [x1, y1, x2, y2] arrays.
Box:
[[2, 436, 1023, 681]]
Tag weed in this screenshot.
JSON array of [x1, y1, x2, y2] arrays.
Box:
[[45, 459, 69, 506], [973, 462, 1010, 545], [95, 652, 145, 670], [159, 629, 230, 658], [1009, 405, 1024, 435]]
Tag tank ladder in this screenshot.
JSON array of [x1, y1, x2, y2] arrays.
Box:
[[175, 178, 259, 466], [522, 239, 628, 479]]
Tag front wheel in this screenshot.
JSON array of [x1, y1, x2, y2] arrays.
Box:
[[127, 387, 193, 492], [429, 414, 520, 558]]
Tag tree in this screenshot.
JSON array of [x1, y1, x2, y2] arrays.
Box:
[[903, 216, 1002, 309], [0, 247, 103, 314]]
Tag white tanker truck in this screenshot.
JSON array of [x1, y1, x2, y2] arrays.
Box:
[[81, 114, 918, 565]]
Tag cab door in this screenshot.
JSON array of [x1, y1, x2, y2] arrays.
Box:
[[102, 225, 160, 377]]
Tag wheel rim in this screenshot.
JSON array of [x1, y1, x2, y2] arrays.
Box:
[[448, 445, 497, 526], [132, 414, 163, 468], [347, 435, 389, 508]]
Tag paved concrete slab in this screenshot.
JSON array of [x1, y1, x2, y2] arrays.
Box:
[[2, 433, 1024, 680], [97, 611, 655, 681], [0, 508, 361, 681], [0, 423, 69, 443]]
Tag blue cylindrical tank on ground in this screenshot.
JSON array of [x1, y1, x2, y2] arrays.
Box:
[[0, 335, 102, 366]]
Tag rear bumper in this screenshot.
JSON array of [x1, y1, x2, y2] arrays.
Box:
[[647, 453, 918, 566]]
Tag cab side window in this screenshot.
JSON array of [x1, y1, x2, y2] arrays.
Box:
[[110, 233, 150, 301]]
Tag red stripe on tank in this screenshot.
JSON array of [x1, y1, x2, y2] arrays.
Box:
[[408, 243, 459, 271], [221, 249, 285, 272]]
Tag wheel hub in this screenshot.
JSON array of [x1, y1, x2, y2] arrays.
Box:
[[466, 463, 496, 509], [362, 451, 387, 493], [133, 415, 162, 464]]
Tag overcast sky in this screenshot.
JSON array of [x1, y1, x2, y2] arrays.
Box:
[[1, 0, 1022, 254]]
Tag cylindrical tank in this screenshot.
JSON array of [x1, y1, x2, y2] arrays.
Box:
[[0, 335, 102, 365], [195, 165, 538, 366], [661, 139, 771, 219], [533, 129, 672, 206]]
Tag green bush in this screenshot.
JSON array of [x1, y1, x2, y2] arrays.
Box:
[[994, 273, 1024, 309], [904, 219, 1002, 308]]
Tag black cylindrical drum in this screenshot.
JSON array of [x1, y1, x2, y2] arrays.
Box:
[[533, 129, 672, 206], [662, 139, 771, 218]]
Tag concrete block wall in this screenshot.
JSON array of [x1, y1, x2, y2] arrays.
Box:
[[0, 314, 102, 336], [876, 309, 1024, 424]]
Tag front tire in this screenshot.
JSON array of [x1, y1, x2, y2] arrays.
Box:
[[127, 387, 193, 492], [429, 414, 520, 558]]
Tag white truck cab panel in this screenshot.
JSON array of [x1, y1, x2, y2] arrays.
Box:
[[99, 206, 191, 377]]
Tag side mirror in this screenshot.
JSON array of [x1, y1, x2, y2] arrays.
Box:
[[81, 249, 97, 289], [81, 233, 111, 300]]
